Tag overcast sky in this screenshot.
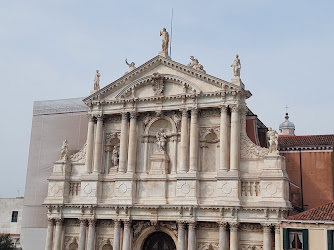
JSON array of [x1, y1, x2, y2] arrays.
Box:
[[1, 0, 333, 197]]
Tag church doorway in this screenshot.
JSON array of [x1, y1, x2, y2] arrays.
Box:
[[143, 231, 176, 250]]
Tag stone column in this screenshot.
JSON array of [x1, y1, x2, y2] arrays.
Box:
[[188, 222, 196, 250], [274, 224, 280, 250], [263, 224, 272, 250], [179, 109, 188, 173], [189, 109, 198, 173], [113, 220, 121, 250], [229, 222, 239, 250], [219, 106, 228, 171], [85, 115, 95, 173], [53, 219, 63, 250], [78, 219, 87, 250], [230, 106, 240, 171], [118, 112, 129, 173], [105, 145, 112, 174], [218, 222, 228, 250], [122, 220, 131, 250], [127, 112, 137, 173], [93, 115, 103, 173], [86, 219, 96, 250], [177, 221, 186, 250], [45, 218, 54, 250]]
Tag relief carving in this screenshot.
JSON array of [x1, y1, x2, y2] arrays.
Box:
[[70, 143, 87, 163], [150, 73, 164, 96], [198, 242, 218, 250], [240, 245, 263, 250], [133, 221, 151, 242], [199, 109, 220, 118]]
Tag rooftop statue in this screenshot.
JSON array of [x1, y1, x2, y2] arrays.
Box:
[[59, 139, 69, 161], [188, 56, 206, 73], [93, 70, 101, 91], [267, 128, 279, 154], [231, 54, 241, 77], [125, 59, 136, 72], [160, 28, 169, 54]]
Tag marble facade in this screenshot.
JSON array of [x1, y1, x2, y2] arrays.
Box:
[[43, 53, 291, 250]]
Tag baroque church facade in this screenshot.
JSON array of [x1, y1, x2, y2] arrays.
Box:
[[43, 30, 291, 250]]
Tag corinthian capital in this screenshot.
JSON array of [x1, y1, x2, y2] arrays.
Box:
[[230, 105, 239, 113], [121, 112, 128, 120], [262, 223, 272, 233], [229, 222, 239, 232], [130, 111, 138, 119]]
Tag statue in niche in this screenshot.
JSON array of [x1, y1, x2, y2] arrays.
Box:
[[111, 145, 119, 167], [267, 128, 278, 153], [172, 112, 181, 130], [187, 56, 206, 73], [125, 59, 136, 72], [93, 70, 100, 91], [59, 139, 69, 161], [156, 128, 168, 152], [160, 28, 169, 54], [231, 54, 241, 77]]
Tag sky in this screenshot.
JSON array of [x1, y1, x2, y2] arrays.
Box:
[[0, 0, 333, 197]]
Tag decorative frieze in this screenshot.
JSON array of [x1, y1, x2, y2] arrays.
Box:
[[240, 223, 262, 231], [199, 108, 220, 118], [198, 221, 218, 229], [198, 242, 218, 250]]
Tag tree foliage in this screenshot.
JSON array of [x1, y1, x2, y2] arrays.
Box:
[[0, 234, 15, 250]]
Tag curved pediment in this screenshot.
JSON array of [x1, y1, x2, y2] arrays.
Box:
[[116, 73, 202, 100]]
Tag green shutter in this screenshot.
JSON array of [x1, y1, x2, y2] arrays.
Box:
[[283, 228, 289, 250], [328, 230, 333, 250], [303, 229, 309, 250]]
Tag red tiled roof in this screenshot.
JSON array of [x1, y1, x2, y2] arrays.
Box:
[[278, 134, 334, 148], [286, 201, 334, 221]]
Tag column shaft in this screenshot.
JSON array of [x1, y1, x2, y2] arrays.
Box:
[[177, 222, 186, 250], [127, 112, 137, 173], [230, 106, 240, 171], [219, 106, 228, 171], [85, 116, 95, 173], [218, 222, 228, 250], [87, 220, 96, 250], [78, 220, 87, 250], [118, 113, 129, 173], [229, 223, 239, 250], [45, 219, 54, 250], [93, 116, 103, 173], [275, 225, 280, 250], [113, 220, 121, 250], [189, 109, 198, 172], [179, 109, 188, 173], [53, 219, 63, 250], [122, 221, 131, 250], [263, 225, 272, 250], [188, 222, 196, 250]]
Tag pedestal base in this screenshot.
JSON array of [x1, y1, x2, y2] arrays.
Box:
[[158, 51, 171, 59], [149, 151, 170, 175]]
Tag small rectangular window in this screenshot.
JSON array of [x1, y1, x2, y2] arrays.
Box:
[[11, 211, 18, 222], [288, 230, 303, 250]]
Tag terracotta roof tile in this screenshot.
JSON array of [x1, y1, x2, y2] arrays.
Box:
[[278, 134, 334, 149], [286, 201, 334, 221]]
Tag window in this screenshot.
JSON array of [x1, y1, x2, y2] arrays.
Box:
[[328, 230, 334, 250], [283, 228, 308, 250], [289, 230, 303, 250], [11, 211, 18, 222]]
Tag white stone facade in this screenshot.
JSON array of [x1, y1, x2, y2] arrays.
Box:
[[43, 55, 291, 250]]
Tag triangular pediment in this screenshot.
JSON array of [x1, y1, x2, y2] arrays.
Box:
[[83, 55, 244, 104]]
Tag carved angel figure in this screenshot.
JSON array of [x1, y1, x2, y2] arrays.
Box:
[[93, 70, 100, 90], [125, 59, 136, 72], [160, 28, 169, 54], [59, 139, 69, 161], [187, 56, 206, 73], [156, 128, 168, 152], [231, 54, 241, 77], [267, 128, 278, 153], [111, 146, 119, 167]]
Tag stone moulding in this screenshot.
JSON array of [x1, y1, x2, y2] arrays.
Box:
[[240, 131, 269, 159], [70, 143, 87, 163]]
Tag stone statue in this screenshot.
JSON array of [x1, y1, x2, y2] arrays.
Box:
[[231, 54, 241, 77], [125, 59, 136, 72], [267, 128, 278, 153], [187, 56, 206, 73], [160, 28, 169, 54], [59, 139, 69, 161], [111, 145, 119, 167], [172, 112, 181, 130], [156, 128, 167, 152], [93, 70, 100, 91]]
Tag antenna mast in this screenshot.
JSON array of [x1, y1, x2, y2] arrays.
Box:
[[170, 8, 173, 58]]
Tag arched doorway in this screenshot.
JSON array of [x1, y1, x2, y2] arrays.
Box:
[[143, 231, 176, 250]]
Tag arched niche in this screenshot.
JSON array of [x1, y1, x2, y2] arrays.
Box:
[[145, 117, 177, 135], [102, 244, 113, 250], [105, 133, 121, 174], [68, 242, 78, 250], [200, 129, 219, 172]]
